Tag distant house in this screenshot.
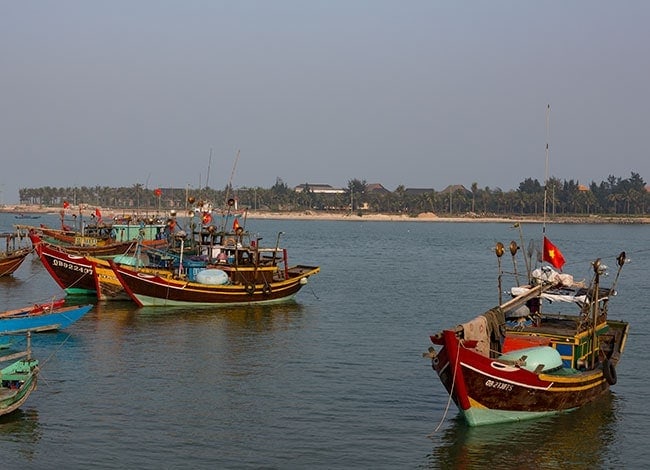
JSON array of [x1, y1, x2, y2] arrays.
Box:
[[404, 187, 435, 196], [294, 184, 346, 194], [366, 183, 391, 194], [578, 184, 589, 192], [440, 184, 471, 195]]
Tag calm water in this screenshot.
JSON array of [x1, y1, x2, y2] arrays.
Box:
[[1, 212, 649, 469]]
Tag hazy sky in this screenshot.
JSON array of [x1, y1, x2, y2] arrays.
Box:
[[2, 1, 649, 204]]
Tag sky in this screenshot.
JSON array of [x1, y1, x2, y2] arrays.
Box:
[[2, 1, 649, 204]]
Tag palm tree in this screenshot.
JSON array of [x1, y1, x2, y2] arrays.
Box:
[[471, 182, 478, 213]]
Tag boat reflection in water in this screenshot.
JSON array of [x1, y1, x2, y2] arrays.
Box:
[[86, 300, 311, 365], [90, 299, 307, 332], [428, 393, 618, 469], [0, 409, 42, 461]]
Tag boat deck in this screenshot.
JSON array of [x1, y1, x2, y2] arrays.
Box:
[[0, 388, 20, 400], [507, 316, 583, 338]]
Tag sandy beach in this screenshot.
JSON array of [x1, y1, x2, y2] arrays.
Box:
[[3, 204, 649, 224]]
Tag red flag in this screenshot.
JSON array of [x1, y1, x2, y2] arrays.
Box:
[[543, 236, 565, 270], [202, 212, 212, 225], [95, 208, 103, 224], [154, 188, 162, 197], [63, 201, 70, 209], [233, 218, 240, 231]]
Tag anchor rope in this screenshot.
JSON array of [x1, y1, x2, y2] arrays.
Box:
[[428, 337, 462, 437]]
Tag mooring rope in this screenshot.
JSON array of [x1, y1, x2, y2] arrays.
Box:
[[39, 333, 73, 369], [428, 338, 462, 437], [307, 282, 320, 300]]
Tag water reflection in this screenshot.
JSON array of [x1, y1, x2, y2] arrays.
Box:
[[428, 394, 618, 469], [90, 299, 307, 332], [0, 275, 23, 291], [0, 408, 42, 461]]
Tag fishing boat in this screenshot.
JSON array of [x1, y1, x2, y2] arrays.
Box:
[[16, 207, 171, 256], [424, 236, 629, 427], [32, 232, 202, 300], [0, 302, 93, 334], [108, 221, 320, 307], [0, 333, 39, 416], [31, 240, 99, 296], [93, 196, 320, 305], [111, 260, 319, 307], [0, 233, 32, 277], [90, 234, 204, 301], [29, 228, 174, 296], [23, 226, 168, 257]]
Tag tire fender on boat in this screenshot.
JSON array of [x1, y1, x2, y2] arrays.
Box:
[[603, 359, 617, 385], [262, 284, 272, 295], [245, 282, 255, 295]]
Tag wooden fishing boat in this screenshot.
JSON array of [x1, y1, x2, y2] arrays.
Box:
[[424, 238, 629, 427], [30, 231, 171, 296], [111, 260, 320, 307], [24, 227, 168, 257], [0, 302, 93, 335], [106, 223, 319, 307], [0, 233, 32, 277], [0, 333, 39, 416], [91, 202, 320, 305], [32, 241, 98, 295], [90, 244, 192, 301], [32, 230, 202, 300], [31, 232, 202, 300]]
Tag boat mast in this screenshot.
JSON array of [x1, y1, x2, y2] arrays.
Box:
[[221, 149, 241, 232], [225, 149, 240, 204], [543, 104, 550, 235], [495, 242, 505, 304], [591, 259, 602, 369], [205, 148, 212, 190]]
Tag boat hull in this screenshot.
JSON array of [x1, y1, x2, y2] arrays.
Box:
[[0, 359, 39, 417], [34, 242, 97, 295], [92, 258, 131, 301], [0, 248, 31, 277], [111, 261, 320, 307], [431, 327, 621, 426], [0, 304, 93, 335]]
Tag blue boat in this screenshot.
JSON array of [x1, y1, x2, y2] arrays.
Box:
[[0, 304, 93, 335]]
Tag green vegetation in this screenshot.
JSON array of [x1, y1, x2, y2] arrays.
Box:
[[17, 172, 648, 217]]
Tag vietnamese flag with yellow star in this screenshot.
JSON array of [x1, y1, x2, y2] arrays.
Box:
[[543, 236, 566, 270]]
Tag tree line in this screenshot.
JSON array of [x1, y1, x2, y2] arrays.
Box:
[[17, 172, 648, 217]]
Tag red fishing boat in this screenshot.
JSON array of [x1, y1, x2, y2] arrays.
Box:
[[424, 237, 629, 427], [109, 225, 320, 307], [111, 260, 319, 307], [32, 241, 97, 296]]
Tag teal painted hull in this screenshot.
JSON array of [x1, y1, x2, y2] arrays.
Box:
[[463, 406, 577, 427]]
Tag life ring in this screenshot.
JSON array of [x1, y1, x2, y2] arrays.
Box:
[[603, 359, 617, 385], [262, 284, 272, 295], [244, 283, 255, 295]]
